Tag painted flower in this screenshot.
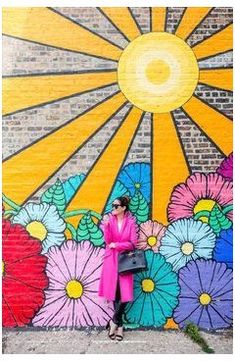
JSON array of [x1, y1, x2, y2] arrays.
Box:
[[167, 172, 233, 223], [118, 162, 150, 202], [216, 153, 233, 181], [213, 228, 233, 268], [11, 202, 66, 254], [32, 240, 114, 327], [173, 259, 233, 330], [159, 218, 216, 272], [124, 251, 180, 327], [137, 220, 166, 253], [2, 219, 48, 327]]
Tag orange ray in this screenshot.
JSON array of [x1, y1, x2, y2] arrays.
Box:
[[151, 7, 167, 32], [199, 68, 232, 91]]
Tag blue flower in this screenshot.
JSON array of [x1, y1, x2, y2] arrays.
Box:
[[12, 202, 66, 254], [62, 173, 85, 203], [117, 162, 150, 202], [159, 218, 216, 272], [124, 251, 180, 327], [213, 228, 233, 268]]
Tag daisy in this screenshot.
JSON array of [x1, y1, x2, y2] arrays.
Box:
[[137, 220, 166, 252]]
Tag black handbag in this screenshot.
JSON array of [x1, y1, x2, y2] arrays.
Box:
[[118, 240, 148, 275]]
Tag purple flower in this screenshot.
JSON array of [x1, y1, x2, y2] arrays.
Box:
[[216, 153, 233, 181], [173, 259, 233, 330]]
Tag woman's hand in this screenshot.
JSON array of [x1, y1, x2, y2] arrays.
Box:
[[108, 242, 116, 249]]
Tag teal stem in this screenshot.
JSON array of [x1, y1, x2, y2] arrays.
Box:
[[65, 223, 77, 240], [63, 209, 102, 220], [2, 193, 21, 211], [222, 205, 233, 214], [194, 210, 210, 220], [4, 210, 18, 216]]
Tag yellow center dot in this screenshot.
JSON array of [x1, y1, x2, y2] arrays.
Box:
[[2, 261, 5, 276], [199, 293, 212, 305], [193, 199, 217, 223], [118, 32, 199, 113], [142, 278, 155, 293], [181, 242, 194, 255], [26, 221, 47, 241], [146, 59, 170, 85], [66, 279, 83, 299], [147, 236, 158, 247], [135, 183, 141, 189]]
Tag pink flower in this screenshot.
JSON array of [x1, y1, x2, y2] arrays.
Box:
[[32, 240, 114, 327], [216, 153, 233, 181], [167, 172, 233, 223], [137, 220, 166, 253]]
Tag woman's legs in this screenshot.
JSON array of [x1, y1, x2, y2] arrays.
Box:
[[112, 278, 128, 327]]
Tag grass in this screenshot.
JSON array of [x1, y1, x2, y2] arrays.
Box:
[[184, 322, 215, 353]]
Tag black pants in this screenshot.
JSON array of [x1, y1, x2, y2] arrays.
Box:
[[112, 278, 128, 327]]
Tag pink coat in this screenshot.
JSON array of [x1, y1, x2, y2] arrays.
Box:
[[98, 211, 139, 303]]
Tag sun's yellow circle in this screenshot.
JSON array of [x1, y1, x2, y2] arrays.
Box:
[[66, 279, 83, 299], [199, 293, 212, 305], [142, 278, 155, 292], [118, 32, 199, 113], [181, 242, 194, 255]]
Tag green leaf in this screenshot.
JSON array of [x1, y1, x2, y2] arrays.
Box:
[[41, 178, 66, 215], [129, 190, 149, 224], [209, 204, 232, 235], [76, 211, 104, 246]]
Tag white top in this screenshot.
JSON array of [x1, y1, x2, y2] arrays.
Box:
[[117, 220, 123, 231]]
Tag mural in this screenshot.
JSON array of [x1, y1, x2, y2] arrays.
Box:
[[2, 7, 233, 331]]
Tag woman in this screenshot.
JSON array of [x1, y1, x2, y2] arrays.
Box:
[[98, 195, 138, 341]]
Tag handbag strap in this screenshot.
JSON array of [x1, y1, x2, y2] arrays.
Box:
[[128, 240, 135, 251]]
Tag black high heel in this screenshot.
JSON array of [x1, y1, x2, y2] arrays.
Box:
[[105, 319, 118, 340]]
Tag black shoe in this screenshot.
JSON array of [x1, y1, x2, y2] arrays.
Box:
[[105, 319, 118, 340]]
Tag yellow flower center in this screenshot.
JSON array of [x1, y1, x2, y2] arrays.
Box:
[[146, 59, 170, 85], [26, 221, 47, 241], [147, 236, 158, 247], [135, 183, 141, 189], [199, 293, 212, 305], [142, 278, 155, 293], [2, 261, 5, 276], [193, 199, 217, 223], [181, 242, 194, 255], [66, 280, 83, 299]]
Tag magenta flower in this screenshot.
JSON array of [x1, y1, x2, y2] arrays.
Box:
[[216, 153, 233, 181], [167, 172, 233, 223], [32, 240, 114, 327], [137, 220, 166, 252]]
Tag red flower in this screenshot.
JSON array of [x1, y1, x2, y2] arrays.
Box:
[[2, 219, 48, 327]]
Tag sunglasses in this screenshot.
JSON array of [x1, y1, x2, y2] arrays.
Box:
[[112, 204, 122, 209]]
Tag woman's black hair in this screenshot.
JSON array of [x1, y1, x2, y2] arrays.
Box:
[[116, 195, 130, 213]]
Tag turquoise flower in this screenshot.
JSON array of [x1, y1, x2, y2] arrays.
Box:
[[159, 218, 216, 272], [124, 251, 180, 327], [11, 202, 66, 254]]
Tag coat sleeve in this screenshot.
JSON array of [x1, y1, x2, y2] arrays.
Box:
[[115, 218, 138, 252], [99, 217, 112, 244]]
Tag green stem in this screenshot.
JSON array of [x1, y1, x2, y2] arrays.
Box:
[[194, 210, 210, 220], [63, 209, 102, 220], [223, 204, 233, 214], [65, 223, 77, 240], [2, 193, 21, 211], [4, 210, 18, 216]]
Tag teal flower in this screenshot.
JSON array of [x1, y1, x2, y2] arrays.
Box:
[[159, 218, 216, 272], [11, 202, 66, 254], [125, 251, 180, 327]]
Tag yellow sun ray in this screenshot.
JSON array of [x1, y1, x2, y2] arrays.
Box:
[[66, 106, 144, 227], [3, 71, 117, 116], [2, 7, 122, 61], [152, 113, 190, 224], [151, 7, 167, 32], [2, 92, 127, 208], [175, 7, 212, 40], [182, 96, 232, 155], [99, 7, 141, 41], [192, 23, 233, 60], [199, 68, 232, 91]]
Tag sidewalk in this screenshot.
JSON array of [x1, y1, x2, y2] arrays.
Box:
[[2, 328, 233, 354]]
